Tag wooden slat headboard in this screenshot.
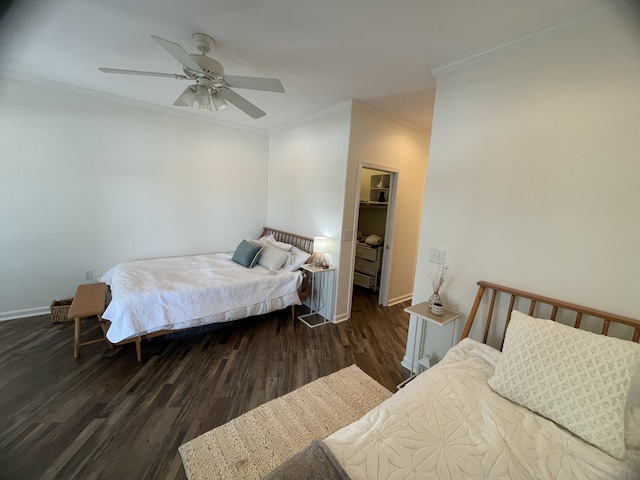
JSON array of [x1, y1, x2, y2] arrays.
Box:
[[260, 227, 315, 254], [461, 280, 640, 350]]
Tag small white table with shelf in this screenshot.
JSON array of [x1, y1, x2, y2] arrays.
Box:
[[397, 302, 462, 389], [297, 264, 336, 328]]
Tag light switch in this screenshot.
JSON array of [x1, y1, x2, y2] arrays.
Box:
[[428, 248, 446, 264]]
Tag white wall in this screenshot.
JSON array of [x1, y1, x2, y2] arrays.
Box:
[[346, 106, 430, 309], [0, 80, 427, 325], [267, 105, 352, 319], [268, 104, 429, 321], [267, 105, 351, 241], [0, 77, 269, 318], [407, 6, 640, 366]]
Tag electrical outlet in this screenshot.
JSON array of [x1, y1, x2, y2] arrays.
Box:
[[84, 270, 93, 280], [428, 248, 446, 264]]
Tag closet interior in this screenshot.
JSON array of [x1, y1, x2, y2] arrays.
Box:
[[354, 168, 389, 291]]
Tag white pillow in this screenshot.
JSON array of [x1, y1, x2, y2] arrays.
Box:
[[247, 235, 268, 246], [627, 406, 640, 450], [246, 236, 263, 246], [626, 370, 640, 449], [364, 234, 383, 246], [488, 310, 640, 459], [256, 234, 292, 251], [282, 246, 311, 272], [257, 244, 289, 274]]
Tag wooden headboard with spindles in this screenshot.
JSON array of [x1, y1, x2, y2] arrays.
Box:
[[260, 227, 314, 254], [461, 281, 640, 350]]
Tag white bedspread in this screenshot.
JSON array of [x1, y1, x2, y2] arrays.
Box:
[[99, 253, 302, 343], [325, 338, 640, 480]]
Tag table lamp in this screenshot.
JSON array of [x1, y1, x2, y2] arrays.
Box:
[[313, 236, 330, 268]]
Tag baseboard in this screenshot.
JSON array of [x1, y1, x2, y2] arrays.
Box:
[[333, 313, 350, 324], [387, 293, 412, 307], [401, 356, 418, 374], [0, 306, 49, 322]]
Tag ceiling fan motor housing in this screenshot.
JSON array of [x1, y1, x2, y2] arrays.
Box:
[[192, 33, 215, 54], [186, 56, 225, 85]]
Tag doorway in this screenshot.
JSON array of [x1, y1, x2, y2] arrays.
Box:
[[352, 166, 396, 305]]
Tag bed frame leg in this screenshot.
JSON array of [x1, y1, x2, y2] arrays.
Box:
[[135, 338, 142, 362], [74, 317, 81, 358]]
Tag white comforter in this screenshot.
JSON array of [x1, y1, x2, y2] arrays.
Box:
[[325, 338, 640, 480], [99, 253, 302, 343]]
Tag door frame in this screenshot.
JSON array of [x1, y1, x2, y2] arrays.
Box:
[[350, 163, 398, 307]]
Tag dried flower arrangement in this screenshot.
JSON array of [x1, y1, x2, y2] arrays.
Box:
[[426, 263, 450, 308], [429, 263, 450, 295]]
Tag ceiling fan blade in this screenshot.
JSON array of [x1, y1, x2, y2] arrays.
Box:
[[223, 75, 285, 93], [99, 67, 189, 79], [151, 35, 203, 73], [173, 86, 197, 107], [219, 88, 266, 119]]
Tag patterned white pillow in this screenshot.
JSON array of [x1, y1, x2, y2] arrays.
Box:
[[282, 246, 311, 272], [257, 244, 290, 274], [626, 370, 640, 449], [488, 310, 640, 459], [250, 234, 292, 251]]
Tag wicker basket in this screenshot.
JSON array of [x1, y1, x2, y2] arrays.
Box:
[[50, 298, 73, 323]]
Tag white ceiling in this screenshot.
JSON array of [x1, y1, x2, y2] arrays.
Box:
[[0, 0, 613, 131]]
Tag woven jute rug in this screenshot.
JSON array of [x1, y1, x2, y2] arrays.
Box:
[[179, 365, 392, 480]]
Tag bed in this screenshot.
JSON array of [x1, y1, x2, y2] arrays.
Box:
[[269, 281, 640, 479], [97, 228, 314, 361]]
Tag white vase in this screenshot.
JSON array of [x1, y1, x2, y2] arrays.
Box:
[[428, 292, 441, 307], [430, 303, 445, 316]]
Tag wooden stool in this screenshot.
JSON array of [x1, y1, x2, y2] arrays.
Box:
[[67, 283, 108, 359]]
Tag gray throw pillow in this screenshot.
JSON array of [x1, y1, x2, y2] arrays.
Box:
[[231, 240, 262, 268]]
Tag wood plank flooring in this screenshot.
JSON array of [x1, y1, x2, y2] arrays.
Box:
[[0, 287, 410, 480]]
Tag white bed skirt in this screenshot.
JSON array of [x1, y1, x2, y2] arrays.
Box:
[[99, 252, 303, 343]]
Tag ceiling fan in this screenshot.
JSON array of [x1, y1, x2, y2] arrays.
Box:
[[99, 33, 284, 119]]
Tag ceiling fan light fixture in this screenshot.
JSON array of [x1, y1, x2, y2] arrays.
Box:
[[198, 95, 212, 112], [195, 84, 210, 104], [174, 85, 196, 107], [195, 84, 213, 111], [212, 92, 228, 111]]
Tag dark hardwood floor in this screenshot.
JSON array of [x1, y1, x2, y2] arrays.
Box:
[[0, 287, 410, 480]]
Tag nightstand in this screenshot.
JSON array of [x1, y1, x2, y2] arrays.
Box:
[[298, 264, 336, 328], [397, 302, 462, 388]]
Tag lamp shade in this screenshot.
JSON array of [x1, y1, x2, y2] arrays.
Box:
[[313, 237, 329, 253]]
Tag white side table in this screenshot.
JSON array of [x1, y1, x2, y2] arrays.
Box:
[[397, 302, 462, 389], [298, 264, 336, 328]]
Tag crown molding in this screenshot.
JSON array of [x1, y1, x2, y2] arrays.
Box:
[[269, 100, 353, 134], [1, 71, 268, 135], [352, 101, 431, 133], [430, 2, 621, 77]]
